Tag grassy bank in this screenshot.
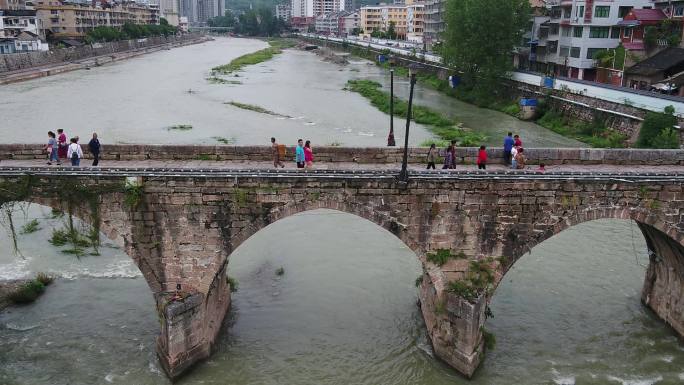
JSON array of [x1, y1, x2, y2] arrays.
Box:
[[225, 101, 291, 118], [345, 80, 485, 146], [357, 50, 629, 148], [211, 38, 298, 76]]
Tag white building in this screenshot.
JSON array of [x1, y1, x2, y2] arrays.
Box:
[[313, 0, 344, 16], [0, 9, 43, 39], [291, 0, 313, 17], [530, 0, 654, 81], [340, 10, 358, 36], [152, 0, 179, 26], [0, 31, 47, 53]]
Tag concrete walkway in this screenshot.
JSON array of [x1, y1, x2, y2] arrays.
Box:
[[2, 159, 683, 174]]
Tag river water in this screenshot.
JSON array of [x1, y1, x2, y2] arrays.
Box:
[[0, 37, 582, 148], [0, 206, 682, 385]]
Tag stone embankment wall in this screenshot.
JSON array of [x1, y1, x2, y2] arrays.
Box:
[[0, 34, 205, 73], [2, 144, 684, 165]]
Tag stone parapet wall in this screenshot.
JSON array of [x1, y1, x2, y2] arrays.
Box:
[[0, 34, 204, 73], [2, 144, 684, 165]]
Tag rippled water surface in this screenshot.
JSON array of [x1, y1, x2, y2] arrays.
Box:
[[0, 206, 682, 385], [0, 37, 582, 147]]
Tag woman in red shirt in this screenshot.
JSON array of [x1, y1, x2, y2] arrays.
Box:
[[477, 145, 487, 170], [304, 140, 314, 168]]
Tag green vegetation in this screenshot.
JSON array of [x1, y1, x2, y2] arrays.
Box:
[[536, 108, 627, 148], [426, 249, 465, 266], [196, 154, 214, 161], [50, 227, 96, 256], [50, 208, 64, 219], [447, 258, 496, 303], [85, 19, 177, 43], [346, 80, 486, 145], [20, 219, 40, 234], [225, 101, 290, 117], [124, 184, 144, 209], [442, 0, 531, 105], [208, 8, 288, 36], [482, 327, 496, 350], [370, 21, 397, 40], [206, 76, 242, 85], [644, 19, 682, 49], [226, 276, 239, 293], [415, 274, 424, 287], [212, 39, 292, 75], [169, 124, 193, 131], [636, 106, 679, 149], [7, 273, 54, 304], [275, 267, 285, 276], [212, 136, 236, 145]]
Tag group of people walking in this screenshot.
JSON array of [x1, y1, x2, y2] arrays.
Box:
[[45, 130, 101, 167], [271, 137, 314, 169], [424, 132, 536, 171]]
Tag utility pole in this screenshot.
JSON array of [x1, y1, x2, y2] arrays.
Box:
[[399, 73, 416, 182], [388, 69, 396, 146]]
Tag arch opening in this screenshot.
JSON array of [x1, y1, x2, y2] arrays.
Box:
[[482, 219, 684, 383]]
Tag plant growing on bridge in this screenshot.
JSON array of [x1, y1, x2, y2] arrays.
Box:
[[226, 276, 239, 293], [427, 249, 466, 266], [124, 184, 144, 209], [447, 259, 496, 303]]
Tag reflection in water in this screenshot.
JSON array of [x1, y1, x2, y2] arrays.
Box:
[[0, 208, 682, 385]]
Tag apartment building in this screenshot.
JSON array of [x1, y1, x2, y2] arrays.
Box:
[[422, 0, 442, 48], [154, 0, 179, 26], [360, 1, 422, 40], [406, 1, 423, 42], [529, 0, 653, 81], [0, 9, 42, 38], [275, 3, 291, 20], [339, 10, 357, 36], [35, 0, 160, 40], [291, 0, 313, 17], [313, 0, 344, 16]]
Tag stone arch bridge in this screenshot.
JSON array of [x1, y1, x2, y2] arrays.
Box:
[[0, 166, 682, 379]]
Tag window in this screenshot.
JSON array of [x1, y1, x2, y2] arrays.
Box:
[[619, 6, 632, 18], [589, 26, 610, 38], [559, 45, 570, 57], [563, 8, 571, 18], [576, 5, 584, 18], [573, 26, 583, 37], [595, 6, 610, 18], [550, 24, 559, 35], [562, 26, 571, 37], [570, 47, 581, 58], [610, 27, 620, 39], [676, 6, 684, 17], [587, 48, 606, 59], [624, 28, 632, 38]]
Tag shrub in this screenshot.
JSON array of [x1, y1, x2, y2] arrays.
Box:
[[637, 106, 678, 148], [226, 276, 239, 293], [427, 249, 456, 266], [35, 272, 54, 286], [20, 219, 40, 234], [8, 280, 45, 304], [650, 127, 679, 149]]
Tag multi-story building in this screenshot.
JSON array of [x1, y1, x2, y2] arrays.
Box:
[[35, 0, 160, 40], [359, 0, 423, 41], [179, 0, 195, 24], [275, 3, 291, 20], [422, 0, 442, 48], [0, 0, 28, 11], [291, 0, 313, 18], [0, 30, 47, 52], [313, 0, 344, 16], [151, 0, 178, 26], [0, 9, 42, 38], [338, 10, 358, 36], [528, 0, 653, 81], [196, 0, 222, 24]]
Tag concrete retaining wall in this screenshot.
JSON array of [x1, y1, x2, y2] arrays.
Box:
[[2, 144, 683, 165], [0, 34, 203, 73]]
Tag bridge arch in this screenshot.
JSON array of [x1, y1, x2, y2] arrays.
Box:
[[225, 198, 427, 268]]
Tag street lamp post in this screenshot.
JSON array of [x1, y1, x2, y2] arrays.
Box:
[[388, 69, 396, 146], [399, 73, 417, 182]]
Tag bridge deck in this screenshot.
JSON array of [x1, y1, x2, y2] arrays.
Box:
[[1, 159, 683, 181]]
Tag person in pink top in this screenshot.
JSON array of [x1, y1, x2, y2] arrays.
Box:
[[304, 140, 314, 168], [57, 129, 68, 160]]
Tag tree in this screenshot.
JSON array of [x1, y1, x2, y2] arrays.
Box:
[[441, 0, 531, 104], [386, 21, 396, 40], [637, 105, 678, 148]]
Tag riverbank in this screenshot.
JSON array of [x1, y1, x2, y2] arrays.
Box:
[[0, 35, 212, 85]]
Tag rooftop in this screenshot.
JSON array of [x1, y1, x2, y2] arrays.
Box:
[[626, 47, 684, 76]]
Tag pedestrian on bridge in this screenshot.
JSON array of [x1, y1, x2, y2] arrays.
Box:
[[295, 139, 305, 169], [57, 129, 68, 161], [271, 137, 285, 168], [515, 148, 526, 169], [514, 134, 522, 148], [477, 145, 487, 170], [304, 140, 314, 168], [503, 132, 514, 165], [426, 143, 436, 170], [67, 138, 83, 167], [89, 133, 101, 167], [45, 131, 59, 166]]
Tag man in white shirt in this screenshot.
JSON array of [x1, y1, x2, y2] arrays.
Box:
[[66, 138, 84, 167]]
